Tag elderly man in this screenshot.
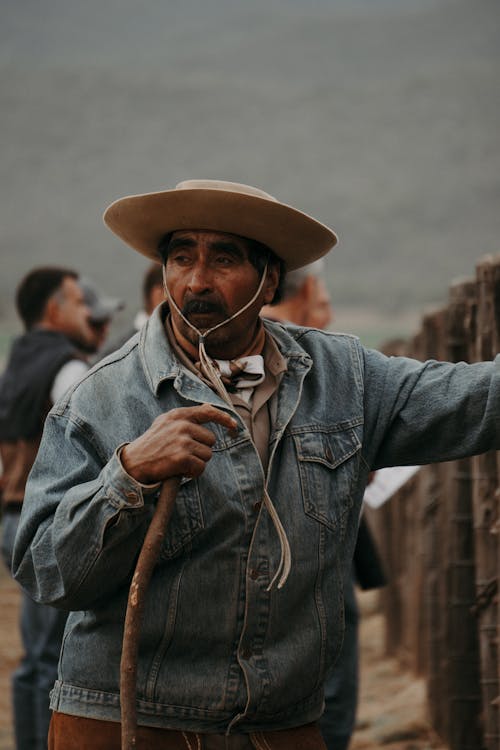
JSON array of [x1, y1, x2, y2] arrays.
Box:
[[12, 180, 500, 749]]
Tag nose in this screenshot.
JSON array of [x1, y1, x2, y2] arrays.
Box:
[[187, 262, 213, 295]]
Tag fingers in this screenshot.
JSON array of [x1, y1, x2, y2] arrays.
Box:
[[120, 404, 238, 484], [180, 403, 238, 431], [159, 404, 237, 444], [181, 450, 213, 478], [185, 422, 218, 447], [169, 430, 214, 460]]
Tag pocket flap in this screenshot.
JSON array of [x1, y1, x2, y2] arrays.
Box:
[[294, 426, 361, 469]]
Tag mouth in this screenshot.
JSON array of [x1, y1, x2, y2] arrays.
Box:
[[182, 300, 227, 326], [188, 311, 222, 326]]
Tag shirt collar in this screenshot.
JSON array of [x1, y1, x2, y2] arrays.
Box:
[[139, 302, 309, 396]]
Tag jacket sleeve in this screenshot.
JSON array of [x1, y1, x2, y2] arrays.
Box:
[[362, 347, 500, 470], [12, 410, 159, 610]]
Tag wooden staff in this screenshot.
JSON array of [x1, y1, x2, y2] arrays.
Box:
[[120, 476, 181, 749]]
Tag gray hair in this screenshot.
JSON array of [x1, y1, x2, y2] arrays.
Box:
[[281, 259, 325, 301]]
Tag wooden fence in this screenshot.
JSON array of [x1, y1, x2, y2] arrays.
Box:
[[366, 255, 500, 750]]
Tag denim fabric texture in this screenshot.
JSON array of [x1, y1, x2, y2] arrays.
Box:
[[1, 510, 18, 571], [2, 511, 67, 750], [319, 570, 358, 750], [12, 307, 500, 734]]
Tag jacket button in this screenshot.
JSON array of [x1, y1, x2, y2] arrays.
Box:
[[249, 568, 260, 580], [241, 648, 252, 660], [253, 500, 262, 513]]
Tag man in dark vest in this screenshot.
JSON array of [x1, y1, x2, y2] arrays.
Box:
[[0, 266, 92, 750]]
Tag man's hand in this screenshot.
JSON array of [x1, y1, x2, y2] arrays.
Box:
[[121, 403, 237, 484]]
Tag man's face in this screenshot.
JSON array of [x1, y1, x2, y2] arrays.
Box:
[[51, 277, 94, 348], [165, 230, 279, 359]]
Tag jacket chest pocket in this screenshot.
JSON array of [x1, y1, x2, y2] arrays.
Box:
[[159, 478, 205, 560], [293, 425, 362, 532]]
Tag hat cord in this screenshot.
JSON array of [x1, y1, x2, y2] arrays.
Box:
[[162, 263, 291, 589]]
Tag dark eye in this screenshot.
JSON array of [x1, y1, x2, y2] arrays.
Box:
[[170, 253, 191, 265], [215, 255, 236, 266]]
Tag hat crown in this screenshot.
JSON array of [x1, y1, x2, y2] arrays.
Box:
[[175, 179, 277, 202], [103, 179, 337, 271]]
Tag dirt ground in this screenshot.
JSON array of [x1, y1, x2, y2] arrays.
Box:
[[0, 563, 21, 750], [0, 566, 446, 750], [350, 592, 446, 750]]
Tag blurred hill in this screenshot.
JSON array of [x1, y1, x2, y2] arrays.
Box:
[[1, 0, 499, 344]]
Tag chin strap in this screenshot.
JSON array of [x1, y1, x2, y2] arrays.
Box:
[[162, 263, 291, 589]]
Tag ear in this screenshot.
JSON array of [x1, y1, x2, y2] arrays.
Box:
[[262, 263, 280, 305], [43, 296, 60, 326]]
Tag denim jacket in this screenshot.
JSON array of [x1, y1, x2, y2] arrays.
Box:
[[12, 307, 500, 733]]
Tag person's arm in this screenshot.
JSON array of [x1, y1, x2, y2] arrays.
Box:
[[362, 347, 500, 470], [12, 402, 236, 611]]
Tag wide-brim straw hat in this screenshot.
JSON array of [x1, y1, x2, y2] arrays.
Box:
[[103, 179, 338, 271]]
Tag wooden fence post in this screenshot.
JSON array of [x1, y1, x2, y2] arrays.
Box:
[[375, 254, 500, 749], [494, 260, 500, 749], [418, 307, 449, 739], [469, 257, 499, 750], [442, 277, 483, 750]]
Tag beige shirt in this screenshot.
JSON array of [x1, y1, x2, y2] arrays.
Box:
[[165, 318, 288, 472]]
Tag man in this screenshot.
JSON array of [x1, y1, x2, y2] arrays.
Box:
[[0, 266, 92, 750], [139, 261, 167, 323], [101, 262, 164, 357], [78, 277, 124, 360], [261, 259, 333, 331], [12, 180, 500, 749]]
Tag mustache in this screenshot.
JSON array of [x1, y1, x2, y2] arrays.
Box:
[[182, 298, 228, 317]]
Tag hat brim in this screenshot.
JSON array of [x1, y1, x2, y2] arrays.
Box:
[[103, 188, 337, 271]]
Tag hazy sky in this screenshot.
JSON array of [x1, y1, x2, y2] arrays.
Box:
[[1, 0, 499, 340]]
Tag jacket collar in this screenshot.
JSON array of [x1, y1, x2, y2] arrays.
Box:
[[138, 303, 313, 397]]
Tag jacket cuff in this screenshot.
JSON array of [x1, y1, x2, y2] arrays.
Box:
[[102, 444, 161, 509]]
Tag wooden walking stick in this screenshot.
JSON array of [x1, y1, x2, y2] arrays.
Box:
[[120, 475, 181, 749]]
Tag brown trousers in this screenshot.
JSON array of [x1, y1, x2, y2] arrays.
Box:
[[48, 713, 327, 749]]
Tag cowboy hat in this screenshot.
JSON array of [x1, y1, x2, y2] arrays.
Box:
[[103, 180, 338, 271]]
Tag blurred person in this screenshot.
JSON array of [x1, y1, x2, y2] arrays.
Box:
[[78, 277, 124, 359], [0, 267, 92, 750], [100, 262, 163, 357], [261, 259, 333, 329], [140, 261, 167, 320], [262, 261, 385, 750]]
